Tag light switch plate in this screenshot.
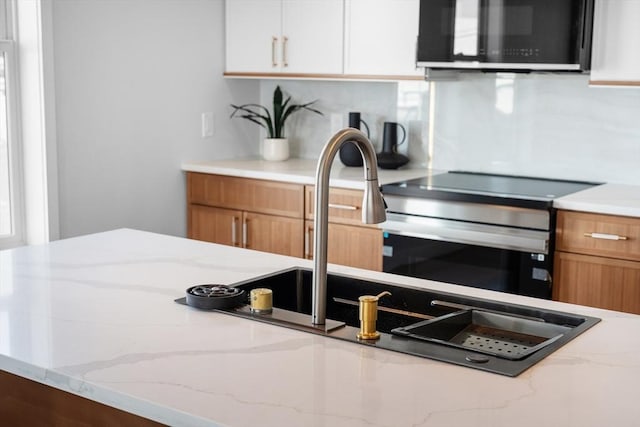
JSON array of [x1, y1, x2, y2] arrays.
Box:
[[201, 112, 214, 138]]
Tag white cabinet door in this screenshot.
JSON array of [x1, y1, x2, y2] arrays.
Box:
[[344, 0, 422, 77], [226, 0, 343, 75], [282, 0, 344, 74], [590, 0, 640, 86], [225, 0, 282, 73]]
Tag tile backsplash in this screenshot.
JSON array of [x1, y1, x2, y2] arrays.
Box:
[[260, 73, 640, 185]]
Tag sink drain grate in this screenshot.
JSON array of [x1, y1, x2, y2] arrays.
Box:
[[185, 284, 245, 310], [451, 325, 547, 358]]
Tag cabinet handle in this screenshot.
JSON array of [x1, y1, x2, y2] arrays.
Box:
[[272, 36, 278, 67], [282, 36, 288, 67], [243, 219, 249, 247], [304, 224, 314, 259], [231, 217, 238, 246], [328, 203, 358, 211], [583, 232, 628, 241]]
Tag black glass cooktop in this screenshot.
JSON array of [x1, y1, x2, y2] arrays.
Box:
[[381, 171, 602, 209]]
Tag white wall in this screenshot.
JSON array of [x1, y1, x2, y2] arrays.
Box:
[[52, 0, 259, 238], [432, 73, 640, 184]]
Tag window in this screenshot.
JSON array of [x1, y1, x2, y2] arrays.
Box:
[[0, 0, 22, 249]]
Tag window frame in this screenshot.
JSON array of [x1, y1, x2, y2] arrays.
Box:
[[0, 0, 24, 249]]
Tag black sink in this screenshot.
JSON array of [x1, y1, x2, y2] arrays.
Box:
[[178, 267, 600, 376], [230, 267, 454, 332]]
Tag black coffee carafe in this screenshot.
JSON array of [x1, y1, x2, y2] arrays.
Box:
[[377, 122, 409, 169], [339, 112, 370, 167]]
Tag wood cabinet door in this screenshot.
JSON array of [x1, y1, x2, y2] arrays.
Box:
[[225, 0, 282, 73], [305, 220, 382, 271], [344, 0, 422, 78], [553, 251, 640, 314], [590, 0, 640, 86], [244, 212, 303, 257], [188, 205, 242, 247], [282, 0, 344, 74]]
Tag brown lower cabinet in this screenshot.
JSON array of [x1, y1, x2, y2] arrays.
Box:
[[553, 251, 640, 314], [186, 172, 383, 271], [187, 173, 304, 258], [304, 221, 383, 271], [189, 204, 303, 257], [553, 210, 640, 314], [0, 370, 163, 427], [303, 185, 383, 271]]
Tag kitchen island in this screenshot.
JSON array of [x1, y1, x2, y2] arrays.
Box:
[[1, 229, 640, 426]]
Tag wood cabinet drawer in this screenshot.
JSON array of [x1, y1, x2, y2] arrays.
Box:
[[188, 172, 304, 218], [556, 210, 640, 262], [305, 186, 373, 226]]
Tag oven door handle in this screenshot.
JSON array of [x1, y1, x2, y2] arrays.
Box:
[[382, 214, 549, 254]]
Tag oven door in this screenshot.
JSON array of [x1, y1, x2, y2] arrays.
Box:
[[417, 0, 593, 71], [382, 215, 552, 299]]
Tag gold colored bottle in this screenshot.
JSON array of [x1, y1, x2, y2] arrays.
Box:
[[357, 291, 391, 340]]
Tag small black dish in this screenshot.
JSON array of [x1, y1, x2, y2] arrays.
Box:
[[185, 284, 245, 310]]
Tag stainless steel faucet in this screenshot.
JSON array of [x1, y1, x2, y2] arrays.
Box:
[[312, 128, 387, 326]]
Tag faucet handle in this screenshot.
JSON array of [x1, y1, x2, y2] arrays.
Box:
[[356, 291, 391, 340]]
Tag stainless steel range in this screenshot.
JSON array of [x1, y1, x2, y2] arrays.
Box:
[[380, 171, 601, 299]]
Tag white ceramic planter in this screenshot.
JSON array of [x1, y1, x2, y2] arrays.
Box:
[[262, 138, 289, 161]]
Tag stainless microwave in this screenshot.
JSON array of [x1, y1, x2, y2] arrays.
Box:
[[416, 0, 594, 72]]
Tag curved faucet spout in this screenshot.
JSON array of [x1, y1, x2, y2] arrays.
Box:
[[312, 128, 387, 326]]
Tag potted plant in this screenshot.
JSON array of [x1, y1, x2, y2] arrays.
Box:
[[230, 85, 323, 161]]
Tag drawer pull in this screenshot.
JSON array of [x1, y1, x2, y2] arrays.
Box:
[[583, 232, 628, 241], [282, 36, 289, 67], [304, 224, 313, 259], [243, 219, 248, 247], [271, 36, 278, 67], [328, 203, 358, 211], [231, 217, 238, 246]]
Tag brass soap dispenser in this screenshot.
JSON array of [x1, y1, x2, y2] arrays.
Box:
[[357, 291, 391, 340]]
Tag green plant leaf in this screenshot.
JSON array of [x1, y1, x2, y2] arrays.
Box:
[[273, 86, 287, 138], [277, 96, 293, 137], [280, 100, 323, 135], [230, 103, 274, 137], [229, 86, 323, 140]]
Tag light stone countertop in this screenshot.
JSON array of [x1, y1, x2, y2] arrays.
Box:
[[183, 158, 640, 217], [554, 183, 640, 218], [181, 158, 433, 189], [2, 229, 640, 427]]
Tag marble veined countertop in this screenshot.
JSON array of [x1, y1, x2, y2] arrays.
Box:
[[183, 158, 640, 217], [2, 229, 640, 426]]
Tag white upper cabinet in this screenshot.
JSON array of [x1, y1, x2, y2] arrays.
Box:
[[590, 0, 640, 86], [225, 0, 344, 75], [344, 0, 422, 78], [281, 0, 344, 74], [225, 0, 281, 73]]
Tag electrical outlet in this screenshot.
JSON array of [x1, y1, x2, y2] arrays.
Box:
[[201, 112, 214, 138]]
